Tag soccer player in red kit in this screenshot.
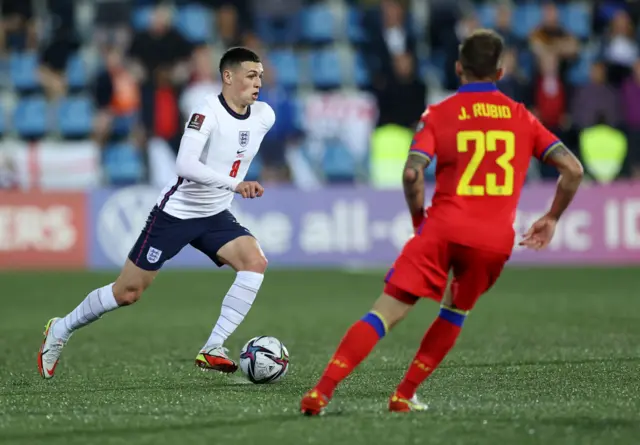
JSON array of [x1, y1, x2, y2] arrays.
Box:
[[300, 29, 584, 416]]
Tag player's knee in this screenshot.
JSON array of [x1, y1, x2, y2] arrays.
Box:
[[372, 292, 414, 329], [242, 255, 268, 273]]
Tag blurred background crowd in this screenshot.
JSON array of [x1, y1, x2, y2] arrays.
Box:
[[0, 0, 637, 190]]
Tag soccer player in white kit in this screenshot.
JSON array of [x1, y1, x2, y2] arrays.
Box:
[[37, 47, 276, 378]]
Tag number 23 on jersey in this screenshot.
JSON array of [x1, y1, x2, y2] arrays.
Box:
[[456, 130, 515, 196]]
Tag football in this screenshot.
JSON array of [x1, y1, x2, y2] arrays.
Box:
[[239, 336, 289, 384]]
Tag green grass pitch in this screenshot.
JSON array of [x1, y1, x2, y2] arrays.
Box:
[[0, 267, 639, 445]]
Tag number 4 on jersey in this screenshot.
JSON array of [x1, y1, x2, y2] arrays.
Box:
[[456, 130, 515, 196], [229, 160, 241, 178]]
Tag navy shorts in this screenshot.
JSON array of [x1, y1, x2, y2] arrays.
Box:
[[128, 206, 253, 271]]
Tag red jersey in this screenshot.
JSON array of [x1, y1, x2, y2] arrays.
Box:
[[411, 82, 561, 254]]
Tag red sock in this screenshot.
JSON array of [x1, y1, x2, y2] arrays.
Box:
[[316, 313, 386, 398], [396, 308, 465, 398]]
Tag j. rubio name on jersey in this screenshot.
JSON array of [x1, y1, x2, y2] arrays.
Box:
[[458, 103, 512, 121]]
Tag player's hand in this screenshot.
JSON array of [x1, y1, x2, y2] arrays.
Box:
[[235, 181, 264, 199], [519, 214, 557, 250]]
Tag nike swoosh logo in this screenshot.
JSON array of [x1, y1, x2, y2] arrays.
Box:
[[237, 149, 246, 154], [47, 361, 58, 376]]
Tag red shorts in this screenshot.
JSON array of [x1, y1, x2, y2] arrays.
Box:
[[383, 230, 510, 311]]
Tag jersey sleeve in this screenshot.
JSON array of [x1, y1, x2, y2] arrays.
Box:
[[409, 108, 435, 161], [526, 109, 562, 161], [183, 102, 217, 142], [263, 103, 276, 131]]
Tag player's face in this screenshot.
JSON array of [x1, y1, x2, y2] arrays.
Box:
[[234, 61, 264, 106]]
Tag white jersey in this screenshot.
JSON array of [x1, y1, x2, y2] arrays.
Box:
[[157, 93, 275, 219]]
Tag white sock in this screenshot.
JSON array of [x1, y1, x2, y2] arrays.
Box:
[[203, 271, 264, 350], [53, 283, 119, 342]]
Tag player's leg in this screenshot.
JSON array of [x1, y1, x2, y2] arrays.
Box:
[[301, 233, 449, 416], [190, 211, 266, 372], [37, 206, 190, 379], [300, 292, 417, 415], [390, 245, 509, 412]]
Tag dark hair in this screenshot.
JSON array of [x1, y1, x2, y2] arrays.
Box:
[[458, 29, 504, 80], [219, 47, 261, 75]]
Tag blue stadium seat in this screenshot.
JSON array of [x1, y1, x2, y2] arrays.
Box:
[[10, 52, 39, 93], [269, 49, 301, 90], [103, 143, 145, 185], [132, 6, 156, 31], [309, 49, 342, 89], [176, 5, 213, 43], [353, 52, 370, 88], [245, 155, 262, 181], [13, 96, 48, 139], [66, 53, 88, 91], [112, 113, 137, 138], [256, 14, 299, 45], [476, 3, 497, 29], [560, 3, 590, 40], [347, 7, 366, 43], [301, 4, 335, 44], [56, 96, 94, 138], [322, 142, 355, 183], [512, 4, 543, 39]]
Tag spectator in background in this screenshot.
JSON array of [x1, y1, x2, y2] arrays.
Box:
[[427, 0, 462, 90], [498, 47, 531, 105], [572, 61, 621, 130], [128, 4, 194, 153], [494, 3, 518, 48], [456, 14, 481, 42], [209, 0, 254, 48], [533, 52, 567, 141], [93, 0, 133, 49], [39, 0, 80, 100], [600, 10, 638, 87], [591, 0, 638, 36], [365, 0, 417, 89], [93, 45, 141, 148], [621, 60, 640, 177], [0, 0, 37, 54], [39, 29, 80, 100], [373, 52, 426, 130], [47, 0, 76, 33], [179, 46, 222, 120], [529, 2, 579, 84]]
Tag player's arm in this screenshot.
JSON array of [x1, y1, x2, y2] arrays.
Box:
[[176, 109, 242, 192], [403, 153, 430, 229], [530, 108, 584, 221], [175, 136, 241, 191], [403, 114, 434, 230], [521, 111, 584, 249], [542, 143, 584, 220]]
